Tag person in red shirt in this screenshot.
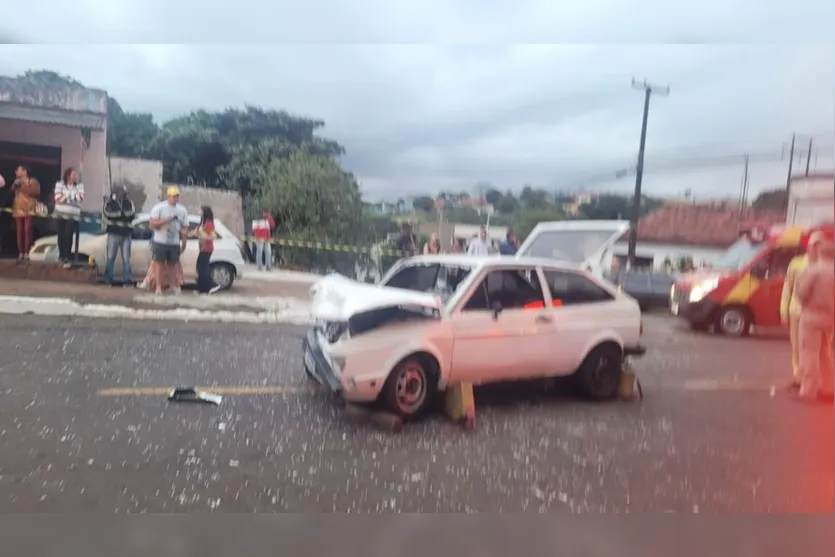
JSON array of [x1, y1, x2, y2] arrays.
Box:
[[251, 211, 276, 270], [197, 205, 220, 294]]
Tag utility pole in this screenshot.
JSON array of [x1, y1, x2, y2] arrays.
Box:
[[738, 154, 750, 223], [805, 137, 813, 176], [627, 79, 670, 269], [785, 133, 796, 196]]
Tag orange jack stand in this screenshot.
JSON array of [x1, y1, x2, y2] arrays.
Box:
[[443, 382, 475, 430]]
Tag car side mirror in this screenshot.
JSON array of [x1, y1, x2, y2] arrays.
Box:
[[491, 301, 503, 320]]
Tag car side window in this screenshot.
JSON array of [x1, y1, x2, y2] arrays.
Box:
[[463, 269, 545, 311], [543, 270, 614, 306], [131, 219, 153, 241]]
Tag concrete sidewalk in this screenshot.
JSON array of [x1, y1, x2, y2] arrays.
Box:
[[0, 277, 314, 324]]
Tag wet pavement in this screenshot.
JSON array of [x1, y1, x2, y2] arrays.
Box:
[[0, 313, 832, 513]]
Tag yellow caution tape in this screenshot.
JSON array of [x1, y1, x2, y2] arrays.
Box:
[[1, 207, 407, 257]]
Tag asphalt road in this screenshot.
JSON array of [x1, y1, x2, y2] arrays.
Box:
[[0, 313, 832, 513]]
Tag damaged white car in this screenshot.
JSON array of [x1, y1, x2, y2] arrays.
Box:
[[302, 221, 645, 419]]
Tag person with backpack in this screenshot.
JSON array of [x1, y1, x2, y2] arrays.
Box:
[[102, 186, 136, 285]]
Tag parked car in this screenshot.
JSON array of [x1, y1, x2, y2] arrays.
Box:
[[606, 270, 674, 312], [303, 253, 646, 419], [29, 214, 245, 289]]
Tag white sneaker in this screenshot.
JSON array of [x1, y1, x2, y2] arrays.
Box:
[[170, 287, 182, 296], [209, 285, 222, 294]]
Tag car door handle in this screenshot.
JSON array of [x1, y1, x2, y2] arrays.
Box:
[[535, 315, 553, 324]]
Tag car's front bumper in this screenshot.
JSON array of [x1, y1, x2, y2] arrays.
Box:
[[670, 290, 718, 327], [302, 328, 342, 393]]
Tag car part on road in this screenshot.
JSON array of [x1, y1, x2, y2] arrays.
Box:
[[210, 262, 236, 290], [344, 403, 404, 433], [574, 343, 624, 400], [715, 305, 752, 337], [380, 355, 438, 419], [167, 387, 223, 405]]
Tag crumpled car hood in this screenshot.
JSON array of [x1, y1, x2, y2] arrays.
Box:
[[309, 273, 441, 322]]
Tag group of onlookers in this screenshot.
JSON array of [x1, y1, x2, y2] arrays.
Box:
[[1, 166, 219, 295], [396, 223, 520, 257], [781, 230, 835, 404]]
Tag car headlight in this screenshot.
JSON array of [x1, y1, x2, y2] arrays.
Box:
[[689, 278, 719, 303]]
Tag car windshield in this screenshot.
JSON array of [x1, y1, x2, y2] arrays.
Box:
[[520, 229, 619, 263], [712, 237, 766, 271], [382, 262, 473, 304]]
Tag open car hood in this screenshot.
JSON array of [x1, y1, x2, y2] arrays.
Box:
[[309, 273, 442, 322], [516, 220, 630, 273]]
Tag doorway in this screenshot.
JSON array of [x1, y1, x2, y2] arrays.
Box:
[[0, 140, 62, 258]]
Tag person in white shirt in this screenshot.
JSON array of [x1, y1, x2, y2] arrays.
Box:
[[148, 186, 189, 295], [467, 225, 492, 256], [53, 167, 85, 267]]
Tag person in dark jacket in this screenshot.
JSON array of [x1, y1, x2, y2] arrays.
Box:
[[102, 186, 136, 285], [499, 229, 519, 255]]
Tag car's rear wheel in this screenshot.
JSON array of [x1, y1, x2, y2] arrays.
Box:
[[380, 355, 438, 420], [210, 262, 235, 290], [574, 343, 623, 401]]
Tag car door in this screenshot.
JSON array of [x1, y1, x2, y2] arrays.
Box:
[[449, 267, 555, 385], [541, 268, 620, 374], [748, 246, 803, 327], [129, 217, 153, 280]]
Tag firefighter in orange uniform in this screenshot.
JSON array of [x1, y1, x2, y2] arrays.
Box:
[[781, 248, 811, 390], [794, 232, 835, 403]]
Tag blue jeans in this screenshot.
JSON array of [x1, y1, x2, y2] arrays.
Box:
[[255, 240, 272, 270], [104, 234, 132, 283]]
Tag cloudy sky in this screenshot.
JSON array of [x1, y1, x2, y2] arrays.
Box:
[[1, 1, 833, 201]]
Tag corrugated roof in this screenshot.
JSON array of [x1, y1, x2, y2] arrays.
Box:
[[0, 102, 106, 130]]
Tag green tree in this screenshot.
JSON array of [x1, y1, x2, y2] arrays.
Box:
[[512, 207, 566, 241], [579, 194, 662, 220], [494, 191, 519, 215], [106, 98, 162, 159], [484, 188, 503, 205], [412, 195, 435, 213], [752, 188, 788, 213], [248, 148, 367, 274]]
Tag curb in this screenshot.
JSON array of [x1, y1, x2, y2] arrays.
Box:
[[0, 295, 313, 325]]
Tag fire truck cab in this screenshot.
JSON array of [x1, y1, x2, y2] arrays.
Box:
[[670, 222, 835, 337]]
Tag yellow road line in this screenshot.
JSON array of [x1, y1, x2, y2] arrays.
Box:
[[681, 379, 786, 392], [96, 385, 315, 397]]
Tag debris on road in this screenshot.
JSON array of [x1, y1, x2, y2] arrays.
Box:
[[167, 387, 223, 405], [344, 404, 404, 433]]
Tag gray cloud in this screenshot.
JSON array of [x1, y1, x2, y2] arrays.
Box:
[[1, 2, 833, 199]]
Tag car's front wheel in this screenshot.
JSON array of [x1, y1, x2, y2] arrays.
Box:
[[210, 262, 236, 290], [715, 305, 751, 337], [574, 343, 623, 401], [380, 355, 438, 420]]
